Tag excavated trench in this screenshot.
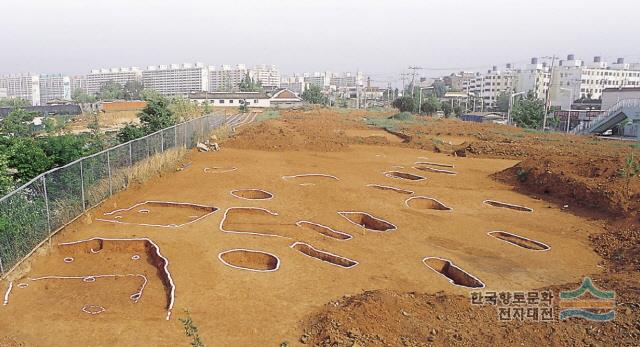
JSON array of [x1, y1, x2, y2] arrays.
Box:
[[99, 201, 218, 227], [423, 257, 484, 288], [488, 231, 550, 251], [338, 212, 396, 232], [296, 221, 352, 240], [231, 189, 274, 200], [413, 166, 457, 175], [218, 249, 280, 272], [405, 197, 452, 211], [384, 171, 425, 181], [414, 161, 454, 168], [290, 242, 358, 268], [483, 200, 533, 212], [367, 184, 414, 195]]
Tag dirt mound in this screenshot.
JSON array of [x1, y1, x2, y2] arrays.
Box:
[[224, 116, 350, 152], [300, 286, 639, 347]]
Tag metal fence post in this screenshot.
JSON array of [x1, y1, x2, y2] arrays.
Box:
[[174, 125, 178, 148], [146, 136, 150, 158], [129, 142, 133, 167], [42, 176, 52, 234], [0, 254, 4, 276], [161, 129, 165, 152], [107, 150, 113, 196], [80, 159, 86, 211]]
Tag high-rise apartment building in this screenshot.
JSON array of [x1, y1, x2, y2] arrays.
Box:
[[208, 64, 248, 92], [250, 65, 280, 88], [549, 55, 640, 110], [86, 67, 142, 95], [0, 74, 41, 106], [39, 74, 71, 104], [142, 63, 208, 96]]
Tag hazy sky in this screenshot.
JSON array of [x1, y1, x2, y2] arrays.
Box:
[[2, 0, 639, 83]]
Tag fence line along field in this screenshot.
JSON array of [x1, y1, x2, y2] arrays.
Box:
[[0, 108, 638, 346]]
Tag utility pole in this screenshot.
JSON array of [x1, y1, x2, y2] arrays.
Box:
[[400, 72, 410, 96], [408, 66, 423, 97], [356, 69, 360, 109], [542, 55, 557, 131]]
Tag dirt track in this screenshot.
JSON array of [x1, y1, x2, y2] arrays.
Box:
[[0, 108, 637, 346]]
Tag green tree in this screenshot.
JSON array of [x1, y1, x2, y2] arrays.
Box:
[[8, 138, 52, 181], [117, 123, 146, 143], [301, 85, 327, 104], [0, 108, 37, 137], [123, 80, 145, 100], [0, 154, 13, 195], [201, 101, 212, 115], [72, 89, 97, 104], [239, 73, 262, 92], [441, 102, 452, 117], [97, 80, 125, 101], [420, 96, 441, 115], [432, 80, 447, 98], [37, 135, 87, 167], [0, 98, 30, 108], [169, 96, 199, 122], [512, 92, 546, 129], [139, 92, 175, 132], [495, 92, 511, 113], [392, 96, 415, 112]]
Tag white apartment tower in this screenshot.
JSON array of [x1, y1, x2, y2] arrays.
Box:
[[250, 64, 280, 88], [86, 67, 142, 95], [39, 74, 71, 104], [549, 55, 640, 110], [467, 65, 515, 108], [142, 63, 209, 96], [514, 58, 550, 99], [208, 64, 248, 92], [0, 74, 41, 106]]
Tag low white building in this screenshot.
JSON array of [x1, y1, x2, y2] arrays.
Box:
[[189, 89, 302, 108]]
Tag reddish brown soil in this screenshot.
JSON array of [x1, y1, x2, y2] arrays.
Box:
[[1, 107, 638, 346]]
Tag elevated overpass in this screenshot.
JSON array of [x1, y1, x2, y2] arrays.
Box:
[[571, 99, 640, 138]]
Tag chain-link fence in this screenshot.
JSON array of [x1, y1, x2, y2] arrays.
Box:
[[0, 113, 226, 277]]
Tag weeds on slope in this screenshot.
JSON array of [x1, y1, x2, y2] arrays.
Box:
[[180, 309, 205, 347]]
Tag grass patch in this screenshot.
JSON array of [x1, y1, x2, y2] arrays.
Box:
[[179, 309, 205, 347], [390, 112, 414, 121], [256, 110, 280, 122]]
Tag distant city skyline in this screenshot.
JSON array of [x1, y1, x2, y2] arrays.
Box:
[[1, 0, 639, 80]]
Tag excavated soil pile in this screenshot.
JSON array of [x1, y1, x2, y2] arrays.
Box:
[[300, 287, 639, 347]]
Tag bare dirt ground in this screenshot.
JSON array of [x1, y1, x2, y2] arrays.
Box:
[[0, 107, 638, 346]]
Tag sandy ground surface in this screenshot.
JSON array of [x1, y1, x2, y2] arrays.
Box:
[[1, 108, 638, 346], [0, 142, 602, 346]]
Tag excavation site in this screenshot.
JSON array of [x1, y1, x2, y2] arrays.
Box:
[[0, 108, 631, 347]]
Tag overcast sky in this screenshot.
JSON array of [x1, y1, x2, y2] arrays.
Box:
[[2, 0, 639, 83]]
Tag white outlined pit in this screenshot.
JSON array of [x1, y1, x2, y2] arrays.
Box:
[[17, 283, 29, 289], [63, 257, 74, 263], [483, 200, 533, 213], [219, 207, 292, 239], [230, 189, 274, 201], [488, 231, 550, 251], [290, 242, 358, 269], [204, 167, 238, 173], [338, 212, 397, 232], [218, 249, 281, 272], [366, 184, 414, 195], [296, 221, 353, 241], [58, 237, 176, 320], [3, 282, 12, 306], [82, 304, 106, 315], [97, 201, 218, 228], [282, 173, 340, 183], [414, 161, 455, 168], [383, 171, 426, 181], [131, 255, 141, 261], [422, 257, 485, 289], [413, 166, 457, 175], [30, 273, 148, 303], [405, 196, 452, 211]]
